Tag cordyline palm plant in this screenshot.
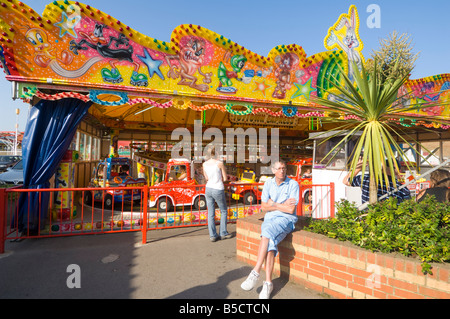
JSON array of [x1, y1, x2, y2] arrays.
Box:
[[312, 59, 450, 206]]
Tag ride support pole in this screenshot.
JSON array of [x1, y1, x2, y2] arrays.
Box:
[[142, 185, 148, 244]]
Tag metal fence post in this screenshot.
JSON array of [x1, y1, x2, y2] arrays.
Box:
[[142, 185, 148, 244], [298, 184, 303, 216], [0, 188, 6, 254], [330, 182, 335, 218]]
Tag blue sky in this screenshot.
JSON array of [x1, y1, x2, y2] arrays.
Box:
[[0, 0, 449, 131]]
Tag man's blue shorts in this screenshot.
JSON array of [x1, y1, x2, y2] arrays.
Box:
[[261, 212, 297, 256]]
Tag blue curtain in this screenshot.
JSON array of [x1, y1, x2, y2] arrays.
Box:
[[15, 98, 92, 233]]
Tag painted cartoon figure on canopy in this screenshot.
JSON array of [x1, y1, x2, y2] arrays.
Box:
[[324, 5, 363, 82], [69, 23, 148, 86], [217, 50, 247, 94], [24, 26, 73, 68], [420, 82, 450, 116], [272, 52, 299, 99], [165, 36, 212, 92]]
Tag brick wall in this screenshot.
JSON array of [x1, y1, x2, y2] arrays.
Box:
[[236, 214, 450, 299]]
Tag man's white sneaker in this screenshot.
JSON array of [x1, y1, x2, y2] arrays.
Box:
[[259, 281, 273, 299], [240, 270, 259, 291]]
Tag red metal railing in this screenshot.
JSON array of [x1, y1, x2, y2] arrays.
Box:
[[3, 186, 146, 239], [0, 182, 335, 253], [299, 182, 335, 219], [146, 183, 264, 229]]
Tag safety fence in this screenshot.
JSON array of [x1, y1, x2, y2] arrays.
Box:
[[299, 183, 335, 219], [0, 182, 335, 253]]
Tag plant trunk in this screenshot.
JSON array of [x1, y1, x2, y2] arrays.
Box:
[[369, 175, 377, 204]]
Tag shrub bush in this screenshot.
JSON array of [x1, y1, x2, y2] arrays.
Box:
[[306, 195, 450, 274]]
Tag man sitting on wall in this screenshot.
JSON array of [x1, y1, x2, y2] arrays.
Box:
[[240, 159, 299, 299]]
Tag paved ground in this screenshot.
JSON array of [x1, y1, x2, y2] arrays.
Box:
[[0, 224, 328, 299]]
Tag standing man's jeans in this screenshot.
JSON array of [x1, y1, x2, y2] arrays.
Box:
[[205, 187, 228, 238]]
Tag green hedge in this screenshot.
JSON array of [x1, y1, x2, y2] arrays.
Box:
[[306, 195, 450, 275]]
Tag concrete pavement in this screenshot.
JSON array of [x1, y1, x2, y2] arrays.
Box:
[[0, 224, 328, 299]]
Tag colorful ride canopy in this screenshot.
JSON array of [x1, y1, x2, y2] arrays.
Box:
[[0, 1, 449, 126]]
